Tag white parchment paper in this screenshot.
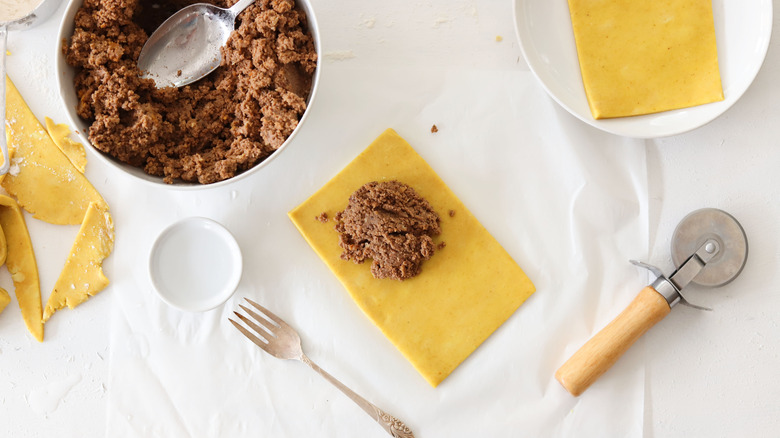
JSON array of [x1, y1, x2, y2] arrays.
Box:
[[106, 67, 648, 437]]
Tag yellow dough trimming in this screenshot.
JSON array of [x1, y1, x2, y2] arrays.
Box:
[[0, 221, 6, 266], [0, 224, 6, 314], [43, 202, 114, 322], [3, 76, 106, 225], [289, 129, 535, 387], [0, 195, 43, 342], [0, 287, 10, 315], [45, 116, 87, 174], [2, 75, 114, 337]]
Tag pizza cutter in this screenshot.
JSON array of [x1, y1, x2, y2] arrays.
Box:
[[555, 208, 748, 396]]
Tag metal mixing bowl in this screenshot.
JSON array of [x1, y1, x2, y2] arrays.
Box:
[[55, 0, 321, 189]]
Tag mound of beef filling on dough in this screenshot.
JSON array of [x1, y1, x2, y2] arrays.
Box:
[[65, 0, 317, 184], [334, 181, 442, 281]]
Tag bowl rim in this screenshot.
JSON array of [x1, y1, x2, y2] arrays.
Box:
[[510, 0, 774, 139], [55, 0, 322, 190]]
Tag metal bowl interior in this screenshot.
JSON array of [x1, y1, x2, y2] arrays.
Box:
[[55, 0, 321, 189]]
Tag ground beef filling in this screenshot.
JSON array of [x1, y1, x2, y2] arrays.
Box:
[[65, 0, 317, 184], [334, 181, 442, 281]]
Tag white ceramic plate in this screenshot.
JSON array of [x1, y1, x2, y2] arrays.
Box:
[[512, 0, 773, 138]]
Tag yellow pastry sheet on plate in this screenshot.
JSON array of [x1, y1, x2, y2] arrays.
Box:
[[289, 129, 535, 387], [568, 0, 724, 119]]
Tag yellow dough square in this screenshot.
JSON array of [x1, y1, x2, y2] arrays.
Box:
[[568, 0, 724, 119], [289, 129, 535, 386]]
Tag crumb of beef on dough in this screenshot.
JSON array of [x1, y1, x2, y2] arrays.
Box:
[[334, 181, 442, 281], [64, 0, 317, 184]]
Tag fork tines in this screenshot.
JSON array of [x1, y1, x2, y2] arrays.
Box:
[[229, 298, 282, 350]]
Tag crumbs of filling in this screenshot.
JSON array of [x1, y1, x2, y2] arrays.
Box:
[[65, 0, 317, 184], [334, 181, 441, 281]]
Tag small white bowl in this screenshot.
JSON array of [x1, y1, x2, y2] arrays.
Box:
[[149, 217, 242, 312], [55, 0, 321, 189]]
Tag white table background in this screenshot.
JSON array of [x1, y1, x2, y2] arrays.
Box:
[[1, 0, 778, 436]]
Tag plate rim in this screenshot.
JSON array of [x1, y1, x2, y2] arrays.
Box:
[[512, 0, 774, 138]]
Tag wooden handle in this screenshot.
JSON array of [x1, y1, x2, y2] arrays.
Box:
[[555, 286, 671, 396]]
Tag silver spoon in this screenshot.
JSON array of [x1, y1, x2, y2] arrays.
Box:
[[137, 0, 256, 88], [0, 0, 58, 175]]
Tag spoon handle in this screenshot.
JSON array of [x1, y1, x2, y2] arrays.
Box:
[[0, 26, 10, 175], [228, 0, 257, 16]]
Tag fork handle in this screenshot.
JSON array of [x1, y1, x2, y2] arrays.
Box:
[[300, 354, 415, 438]]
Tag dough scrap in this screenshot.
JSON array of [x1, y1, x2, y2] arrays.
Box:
[[0, 222, 6, 266], [45, 117, 87, 173], [289, 129, 535, 387], [3, 76, 106, 225], [43, 202, 114, 322], [0, 287, 9, 315], [0, 195, 43, 342], [567, 0, 723, 119]]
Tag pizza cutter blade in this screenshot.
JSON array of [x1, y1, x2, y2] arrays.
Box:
[[671, 208, 748, 288], [555, 208, 748, 396]]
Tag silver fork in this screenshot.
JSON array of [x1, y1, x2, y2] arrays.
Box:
[[229, 298, 415, 438]]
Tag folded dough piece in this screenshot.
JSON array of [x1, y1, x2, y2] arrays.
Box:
[[567, 0, 724, 119], [43, 202, 114, 322], [3, 76, 105, 225], [0, 195, 43, 342], [289, 129, 535, 386]]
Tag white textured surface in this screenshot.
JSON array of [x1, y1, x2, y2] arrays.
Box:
[[643, 5, 780, 434], [103, 69, 648, 438], [0, 0, 777, 437]]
